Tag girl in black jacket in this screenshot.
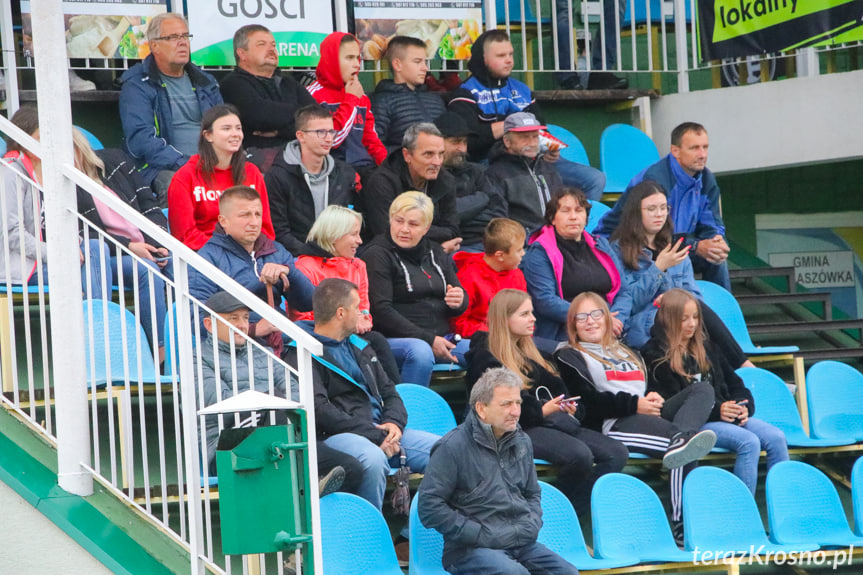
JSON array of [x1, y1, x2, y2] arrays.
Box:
[[641, 288, 788, 495], [466, 289, 627, 514], [554, 291, 717, 533]]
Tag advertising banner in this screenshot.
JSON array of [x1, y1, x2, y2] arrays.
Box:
[[186, 0, 334, 67], [353, 0, 482, 60], [698, 0, 863, 60], [21, 1, 168, 60]]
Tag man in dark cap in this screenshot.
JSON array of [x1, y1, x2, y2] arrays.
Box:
[[434, 112, 505, 252]]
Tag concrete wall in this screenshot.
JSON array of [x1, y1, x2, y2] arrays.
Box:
[[651, 69, 863, 175]]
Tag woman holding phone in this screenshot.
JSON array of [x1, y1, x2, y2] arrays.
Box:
[[466, 288, 627, 513], [641, 288, 788, 495]]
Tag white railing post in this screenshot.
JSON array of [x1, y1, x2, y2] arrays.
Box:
[[0, 0, 19, 115], [31, 0, 93, 497], [333, 0, 350, 33], [174, 259, 206, 575], [297, 346, 323, 574], [485, 0, 498, 30], [673, 0, 690, 92], [797, 47, 820, 77]]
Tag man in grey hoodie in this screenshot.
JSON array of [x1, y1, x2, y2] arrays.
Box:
[[265, 105, 359, 256]]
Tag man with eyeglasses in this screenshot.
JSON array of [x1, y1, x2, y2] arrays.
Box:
[[220, 24, 317, 166], [119, 13, 223, 208], [265, 105, 359, 256], [595, 122, 731, 290]]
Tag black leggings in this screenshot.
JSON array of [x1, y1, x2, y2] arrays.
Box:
[[526, 424, 628, 516]]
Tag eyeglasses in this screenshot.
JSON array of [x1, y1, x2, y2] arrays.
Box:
[[154, 33, 193, 43], [575, 309, 604, 323], [642, 204, 669, 214], [300, 129, 338, 139]]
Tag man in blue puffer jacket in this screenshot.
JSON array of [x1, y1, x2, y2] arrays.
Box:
[[119, 13, 222, 206], [595, 122, 731, 290]]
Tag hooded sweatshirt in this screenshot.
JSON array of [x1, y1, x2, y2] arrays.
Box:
[[447, 30, 544, 161], [265, 141, 358, 256], [306, 32, 387, 169], [167, 155, 274, 250]]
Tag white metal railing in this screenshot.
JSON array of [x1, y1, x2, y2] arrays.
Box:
[[0, 123, 324, 574]]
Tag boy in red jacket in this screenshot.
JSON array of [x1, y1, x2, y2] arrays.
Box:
[[307, 32, 387, 180], [452, 218, 527, 338]]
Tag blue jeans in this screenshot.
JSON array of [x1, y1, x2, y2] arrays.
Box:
[[31, 238, 113, 300], [554, 158, 606, 201], [555, 0, 627, 81], [691, 252, 731, 291], [449, 542, 578, 575], [702, 418, 788, 495], [324, 428, 439, 510], [388, 337, 435, 387], [111, 255, 168, 347]]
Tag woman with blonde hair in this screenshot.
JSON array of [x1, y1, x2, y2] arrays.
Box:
[[641, 288, 788, 495], [554, 291, 717, 539], [361, 191, 468, 386], [465, 288, 627, 513]]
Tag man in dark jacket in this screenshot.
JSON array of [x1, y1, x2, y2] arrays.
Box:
[[288, 278, 439, 510], [219, 25, 317, 158], [370, 35, 447, 150], [595, 122, 731, 289], [119, 13, 222, 205], [364, 123, 461, 251], [448, 29, 604, 199], [434, 112, 505, 251], [189, 186, 314, 336], [265, 105, 358, 256], [484, 112, 564, 236], [418, 367, 578, 574]]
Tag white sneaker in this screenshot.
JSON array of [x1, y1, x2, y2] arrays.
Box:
[[69, 70, 96, 92]]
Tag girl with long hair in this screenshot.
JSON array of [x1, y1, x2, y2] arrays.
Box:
[[466, 289, 628, 513], [168, 104, 275, 250], [641, 288, 788, 495], [554, 291, 717, 539], [608, 180, 753, 371]]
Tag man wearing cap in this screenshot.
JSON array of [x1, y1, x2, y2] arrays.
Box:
[[197, 290, 363, 495], [435, 112, 505, 252], [370, 35, 447, 150], [364, 122, 462, 253], [484, 112, 564, 236]]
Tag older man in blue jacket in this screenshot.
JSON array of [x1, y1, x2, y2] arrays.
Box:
[[595, 122, 731, 290]]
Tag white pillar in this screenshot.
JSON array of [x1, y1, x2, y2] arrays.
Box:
[[796, 47, 820, 78], [0, 0, 20, 114], [31, 0, 92, 496], [673, 0, 689, 92]]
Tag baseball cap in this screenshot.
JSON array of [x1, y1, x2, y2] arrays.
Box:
[[503, 112, 546, 133], [206, 292, 249, 314]]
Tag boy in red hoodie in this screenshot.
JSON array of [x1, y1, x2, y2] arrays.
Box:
[[452, 218, 527, 338], [307, 32, 387, 180]]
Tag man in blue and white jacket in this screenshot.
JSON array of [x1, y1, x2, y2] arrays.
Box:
[[595, 122, 731, 290], [448, 29, 605, 200]]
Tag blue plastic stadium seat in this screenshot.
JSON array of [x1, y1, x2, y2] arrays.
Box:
[[396, 383, 457, 437], [82, 299, 172, 385], [805, 361, 863, 442], [0, 285, 46, 295], [621, 0, 692, 26], [599, 124, 660, 194], [495, 0, 551, 24], [546, 124, 591, 166], [587, 200, 611, 234], [696, 280, 799, 355], [74, 125, 104, 151], [736, 367, 853, 447], [432, 361, 465, 373], [853, 457, 863, 537], [683, 467, 818, 559], [409, 494, 451, 575], [0, 138, 6, 155], [320, 493, 404, 575], [538, 481, 637, 569], [767, 461, 863, 547], [592, 473, 692, 562]]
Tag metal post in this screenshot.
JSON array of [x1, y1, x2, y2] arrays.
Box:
[[673, 0, 689, 92], [0, 0, 19, 114], [485, 0, 498, 31], [31, 0, 92, 496], [796, 47, 820, 77], [333, 0, 350, 33]]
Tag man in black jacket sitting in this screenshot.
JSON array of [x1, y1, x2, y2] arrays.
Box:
[[219, 24, 317, 166], [265, 105, 358, 256], [286, 278, 439, 510]]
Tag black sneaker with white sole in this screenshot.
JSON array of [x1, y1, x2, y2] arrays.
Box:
[[319, 465, 345, 497], [662, 429, 716, 469]]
